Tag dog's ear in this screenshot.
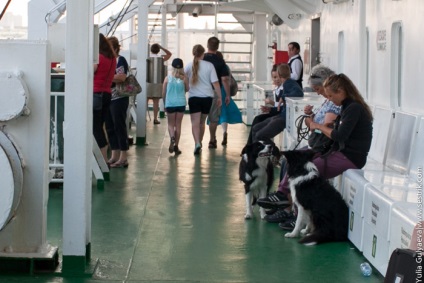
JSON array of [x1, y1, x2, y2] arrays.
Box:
[[304, 150, 315, 161], [272, 146, 281, 159], [240, 144, 249, 155], [281, 150, 293, 161]]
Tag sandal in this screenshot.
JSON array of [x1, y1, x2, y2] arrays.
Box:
[[106, 159, 117, 169], [221, 132, 228, 146], [208, 140, 217, 149], [154, 120, 160, 125], [174, 145, 182, 155], [107, 159, 117, 165], [110, 160, 129, 168]]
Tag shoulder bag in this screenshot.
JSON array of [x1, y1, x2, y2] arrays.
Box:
[[115, 69, 142, 97]]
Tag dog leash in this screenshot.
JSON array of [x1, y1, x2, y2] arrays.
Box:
[[292, 115, 310, 150]]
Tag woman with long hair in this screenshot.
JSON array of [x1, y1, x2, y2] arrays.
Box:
[[105, 36, 130, 168], [258, 73, 373, 230], [93, 33, 116, 162], [184, 44, 222, 154], [162, 58, 189, 155]]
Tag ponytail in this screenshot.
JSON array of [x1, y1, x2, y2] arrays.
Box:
[[191, 44, 205, 85]]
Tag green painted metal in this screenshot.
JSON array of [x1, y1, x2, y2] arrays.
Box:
[[136, 136, 147, 146], [102, 172, 110, 182], [0, 249, 59, 275], [62, 256, 86, 276], [96, 179, 104, 190]]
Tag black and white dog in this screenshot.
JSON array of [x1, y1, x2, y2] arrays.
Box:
[[239, 139, 280, 219], [282, 150, 348, 245]]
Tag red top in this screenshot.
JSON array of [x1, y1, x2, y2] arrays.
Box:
[[93, 54, 116, 93]]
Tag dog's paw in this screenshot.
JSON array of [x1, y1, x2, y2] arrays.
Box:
[[244, 173, 252, 181], [285, 231, 300, 238], [244, 213, 252, 220], [300, 228, 309, 235]]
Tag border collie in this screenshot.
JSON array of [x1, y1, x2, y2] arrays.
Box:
[[239, 139, 280, 219], [282, 150, 348, 245]]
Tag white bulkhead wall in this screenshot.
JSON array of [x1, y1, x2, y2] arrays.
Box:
[[277, 0, 424, 115]]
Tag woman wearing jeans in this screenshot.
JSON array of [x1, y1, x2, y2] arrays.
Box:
[[106, 36, 130, 168]]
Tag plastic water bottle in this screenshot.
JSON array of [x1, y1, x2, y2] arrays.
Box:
[[360, 262, 372, 276]]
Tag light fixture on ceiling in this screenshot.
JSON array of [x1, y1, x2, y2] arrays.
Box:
[[322, 0, 350, 3], [271, 14, 284, 26], [288, 13, 302, 20], [192, 6, 201, 17]]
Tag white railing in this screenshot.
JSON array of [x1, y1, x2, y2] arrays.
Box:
[[239, 81, 274, 125]]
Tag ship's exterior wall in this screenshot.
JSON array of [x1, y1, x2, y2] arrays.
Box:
[[278, 0, 424, 115]]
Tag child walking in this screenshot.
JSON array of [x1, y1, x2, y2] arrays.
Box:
[[162, 58, 189, 155]]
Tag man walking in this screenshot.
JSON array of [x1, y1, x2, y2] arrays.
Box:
[[203, 36, 231, 148]]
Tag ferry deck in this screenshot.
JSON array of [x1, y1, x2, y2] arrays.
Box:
[[0, 118, 385, 282], [1, 0, 423, 282]]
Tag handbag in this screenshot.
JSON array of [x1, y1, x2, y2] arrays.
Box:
[[308, 130, 333, 154], [230, 74, 238, 97], [115, 71, 142, 97]]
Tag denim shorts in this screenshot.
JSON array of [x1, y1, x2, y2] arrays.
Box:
[[165, 106, 186, 113]]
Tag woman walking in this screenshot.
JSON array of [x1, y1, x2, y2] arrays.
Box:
[[162, 58, 189, 155], [184, 44, 222, 154]]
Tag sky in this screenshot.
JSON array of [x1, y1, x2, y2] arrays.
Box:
[[2, 0, 29, 25], [2, 0, 28, 14]]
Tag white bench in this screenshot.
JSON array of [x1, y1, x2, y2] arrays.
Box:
[[342, 113, 423, 275], [362, 185, 420, 275], [279, 96, 325, 151]]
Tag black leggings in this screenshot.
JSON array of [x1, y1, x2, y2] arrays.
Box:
[[93, 92, 111, 148], [106, 97, 129, 151]]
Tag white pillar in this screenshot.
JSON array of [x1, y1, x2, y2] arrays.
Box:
[[159, 3, 167, 117], [253, 14, 268, 81], [135, 0, 154, 144], [62, 0, 93, 274], [358, 0, 367, 97]]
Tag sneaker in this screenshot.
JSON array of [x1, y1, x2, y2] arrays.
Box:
[[169, 137, 175, 153], [174, 145, 182, 155], [257, 191, 290, 209], [265, 208, 278, 215], [279, 219, 297, 231], [264, 209, 295, 223], [194, 143, 202, 155]]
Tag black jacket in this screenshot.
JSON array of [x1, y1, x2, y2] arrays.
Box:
[[330, 98, 373, 168]]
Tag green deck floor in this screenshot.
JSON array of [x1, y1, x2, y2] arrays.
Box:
[[0, 115, 384, 282]]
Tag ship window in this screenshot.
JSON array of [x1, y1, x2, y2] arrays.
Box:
[[366, 28, 370, 100], [390, 22, 403, 109], [338, 31, 344, 72]]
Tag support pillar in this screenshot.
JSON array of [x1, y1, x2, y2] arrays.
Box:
[[62, 0, 94, 275]]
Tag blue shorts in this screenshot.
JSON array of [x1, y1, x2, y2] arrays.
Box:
[[188, 97, 213, 114], [165, 106, 186, 113]]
